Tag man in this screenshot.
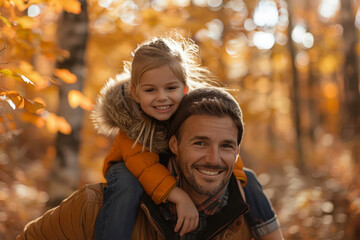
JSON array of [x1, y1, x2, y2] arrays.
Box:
[[16, 88, 283, 239]]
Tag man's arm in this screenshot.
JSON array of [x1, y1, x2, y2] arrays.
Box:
[[16, 183, 104, 240]]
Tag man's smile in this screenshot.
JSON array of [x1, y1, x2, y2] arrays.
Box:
[[196, 168, 223, 176]]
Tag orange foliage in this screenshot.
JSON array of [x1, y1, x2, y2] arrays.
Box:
[[54, 68, 77, 84], [68, 90, 93, 110], [45, 112, 72, 135], [1, 0, 360, 239]]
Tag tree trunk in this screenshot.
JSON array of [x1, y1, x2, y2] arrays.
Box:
[[49, 0, 89, 206], [287, 0, 307, 173], [341, 0, 360, 162]]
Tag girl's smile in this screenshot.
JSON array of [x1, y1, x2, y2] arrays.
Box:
[[131, 65, 185, 121]]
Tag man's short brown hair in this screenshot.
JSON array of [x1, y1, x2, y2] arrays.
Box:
[[168, 87, 244, 144]]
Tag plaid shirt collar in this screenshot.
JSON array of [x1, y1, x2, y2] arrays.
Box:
[[165, 157, 229, 219]]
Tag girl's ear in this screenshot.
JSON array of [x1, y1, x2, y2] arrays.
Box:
[[130, 85, 140, 103], [183, 86, 189, 95], [169, 135, 179, 155]]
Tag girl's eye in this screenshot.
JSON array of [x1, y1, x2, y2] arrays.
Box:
[[144, 88, 154, 92], [167, 86, 178, 90]]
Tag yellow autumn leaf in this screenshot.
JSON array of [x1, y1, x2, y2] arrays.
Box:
[[0, 91, 24, 109], [57, 116, 72, 134], [0, 90, 19, 97], [68, 90, 81, 108], [50, 0, 81, 14], [0, 69, 13, 76], [63, 0, 81, 14], [54, 68, 77, 84], [45, 113, 58, 134], [25, 71, 48, 89], [0, 14, 11, 27], [19, 74, 35, 85], [23, 98, 45, 113], [8, 95, 24, 108], [19, 61, 34, 72], [46, 113, 72, 135], [11, 0, 28, 11], [33, 97, 46, 113], [68, 90, 93, 110], [21, 112, 45, 128], [16, 16, 36, 29]]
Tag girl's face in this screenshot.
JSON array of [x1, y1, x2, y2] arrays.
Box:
[[131, 65, 185, 121]]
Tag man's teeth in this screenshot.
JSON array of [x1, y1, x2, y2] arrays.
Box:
[[198, 169, 220, 176], [156, 105, 170, 110]]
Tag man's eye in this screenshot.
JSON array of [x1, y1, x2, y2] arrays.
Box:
[[194, 141, 206, 146], [222, 144, 235, 149]]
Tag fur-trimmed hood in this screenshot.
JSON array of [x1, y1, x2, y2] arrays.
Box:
[[91, 73, 169, 153]]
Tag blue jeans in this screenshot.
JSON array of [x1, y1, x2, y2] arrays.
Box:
[[243, 168, 279, 237], [94, 162, 143, 240]]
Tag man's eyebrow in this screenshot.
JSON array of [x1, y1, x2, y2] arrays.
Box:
[[189, 136, 209, 141]]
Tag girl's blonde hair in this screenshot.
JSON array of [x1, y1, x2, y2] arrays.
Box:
[[124, 31, 220, 151], [124, 31, 219, 92]]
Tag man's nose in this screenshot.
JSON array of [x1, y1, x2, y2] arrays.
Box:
[[206, 146, 221, 164]]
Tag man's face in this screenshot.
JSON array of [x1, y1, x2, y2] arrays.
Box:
[[169, 114, 239, 203]]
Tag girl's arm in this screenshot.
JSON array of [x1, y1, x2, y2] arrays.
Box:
[[167, 187, 199, 236], [103, 130, 175, 204], [233, 155, 248, 186], [104, 131, 199, 235]]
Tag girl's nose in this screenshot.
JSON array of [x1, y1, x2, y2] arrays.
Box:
[[157, 90, 167, 101]]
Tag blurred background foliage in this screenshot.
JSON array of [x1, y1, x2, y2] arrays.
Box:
[[1, 0, 360, 239]]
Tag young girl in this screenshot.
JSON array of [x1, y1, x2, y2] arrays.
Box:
[[92, 33, 279, 239]]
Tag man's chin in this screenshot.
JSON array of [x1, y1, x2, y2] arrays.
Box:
[[192, 179, 227, 196]]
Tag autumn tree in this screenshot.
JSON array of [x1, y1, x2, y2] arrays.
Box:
[[48, 0, 89, 205], [340, 0, 360, 162]]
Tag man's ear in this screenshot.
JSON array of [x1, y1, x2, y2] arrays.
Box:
[[130, 85, 140, 103], [169, 135, 179, 155], [236, 144, 240, 156]]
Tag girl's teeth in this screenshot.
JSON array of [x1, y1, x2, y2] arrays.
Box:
[[156, 105, 170, 110]]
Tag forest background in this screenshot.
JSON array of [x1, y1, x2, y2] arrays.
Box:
[[1, 0, 360, 239]]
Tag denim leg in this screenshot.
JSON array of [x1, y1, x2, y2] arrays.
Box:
[[243, 168, 280, 237], [243, 168, 278, 227], [94, 162, 143, 240]]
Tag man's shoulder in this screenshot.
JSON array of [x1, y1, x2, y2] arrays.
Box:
[[16, 183, 106, 240], [82, 183, 105, 203]]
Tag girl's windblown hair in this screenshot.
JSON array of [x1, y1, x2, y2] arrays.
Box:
[[92, 31, 220, 152], [125, 31, 219, 92]]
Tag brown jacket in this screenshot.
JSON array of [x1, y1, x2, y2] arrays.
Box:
[[16, 177, 252, 240]]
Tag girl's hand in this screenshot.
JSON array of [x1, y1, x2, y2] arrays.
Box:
[[167, 187, 199, 236]]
